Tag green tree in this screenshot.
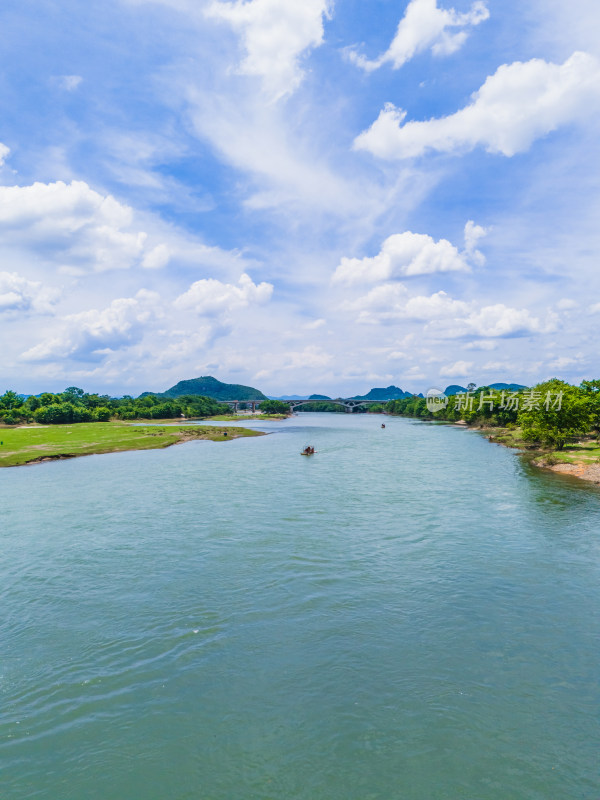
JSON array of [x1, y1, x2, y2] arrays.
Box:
[[39, 392, 59, 407], [580, 380, 600, 437], [25, 395, 41, 412], [0, 390, 23, 410], [62, 387, 85, 402], [35, 403, 73, 424], [518, 379, 590, 450], [259, 400, 291, 415]]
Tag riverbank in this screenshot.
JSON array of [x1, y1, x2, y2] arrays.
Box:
[[484, 427, 600, 485], [203, 414, 289, 422], [0, 421, 263, 468]]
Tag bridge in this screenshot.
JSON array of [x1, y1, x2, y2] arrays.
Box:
[[221, 399, 384, 413], [288, 398, 384, 413], [222, 400, 262, 413]]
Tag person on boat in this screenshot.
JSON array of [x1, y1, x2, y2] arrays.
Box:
[[381, 423, 386, 428]]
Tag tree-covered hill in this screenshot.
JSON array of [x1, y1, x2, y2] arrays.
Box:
[[141, 376, 267, 402], [444, 383, 528, 395], [353, 386, 413, 401]]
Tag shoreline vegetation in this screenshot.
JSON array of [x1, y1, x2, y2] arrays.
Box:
[[0, 386, 286, 468], [207, 413, 288, 421], [485, 426, 600, 485], [0, 422, 263, 468], [382, 378, 600, 486]]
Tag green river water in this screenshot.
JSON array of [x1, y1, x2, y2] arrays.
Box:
[[1, 413, 599, 799]]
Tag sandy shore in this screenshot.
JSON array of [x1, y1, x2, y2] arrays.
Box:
[[537, 460, 600, 485]]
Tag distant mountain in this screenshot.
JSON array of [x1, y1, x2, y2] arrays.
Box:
[[309, 394, 332, 401], [141, 376, 267, 401], [488, 383, 528, 392], [444, 382, 528, 396], [444, 385, 467, 396], [353, 385, 413, 401], [268, 395, 309, 400]]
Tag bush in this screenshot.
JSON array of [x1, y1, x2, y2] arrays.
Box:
[[259, 400, 290, 415]]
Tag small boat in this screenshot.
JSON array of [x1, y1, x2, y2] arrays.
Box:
[[301, 445, 315, 455], [381, 423, 386, 428]]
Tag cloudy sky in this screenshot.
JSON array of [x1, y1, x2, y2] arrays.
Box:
[[1, 0, 599, 396]]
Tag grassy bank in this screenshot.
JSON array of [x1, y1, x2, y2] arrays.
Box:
[[482, 426, 600, 484], [486, 426, 599, 462], [205, 414, 288, 422], [0, 422, 262, 468]]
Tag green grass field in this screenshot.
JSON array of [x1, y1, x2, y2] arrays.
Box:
[[537, 442, 600, 465], [0, 422, 262, 468], [206, 414, 288, 422]]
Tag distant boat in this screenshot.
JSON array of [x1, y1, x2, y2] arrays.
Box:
[[381, 424, 386, 428], [301, 445, 315, 456]]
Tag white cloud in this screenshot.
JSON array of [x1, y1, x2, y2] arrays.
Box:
[[548, 355, 583, 369], [174, 273, 273, 315], [463, 220, 487, 265], [350, 283, 553, 339], [205, 0, 331, 100], [0, 180, 153, 273], [254, 345, 333, 380], [440, 360, 473, 378], [56, 75, 83, 91], [142, 243, 171, 270], [589, 302, 600, 314], [348, 0, 489, 72], [283, 346, 333, 369], [465, 339, 496, 351], [482, 360, 512, 371], [354, 52, 600, 159], [351, 283, 470, 323], [304, 318, 326, 330], [555, 298, 578, 310], [0, 143, 9, 167], [22, 290, 162, 362], [333, 227, 479, 284], [463, 304, 552, 337], [0, 272, 59, 315]]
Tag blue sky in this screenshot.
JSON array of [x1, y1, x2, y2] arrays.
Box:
[[1, 0, 599, 396]]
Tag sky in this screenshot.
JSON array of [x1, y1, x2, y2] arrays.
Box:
[[1, 0, 599, 397]]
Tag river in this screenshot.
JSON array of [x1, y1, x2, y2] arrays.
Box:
[[1, 413, 599, 799]]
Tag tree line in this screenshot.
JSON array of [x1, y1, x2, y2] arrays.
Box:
[[385, 379, 600, 450], [0, 387, 229, 425]]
